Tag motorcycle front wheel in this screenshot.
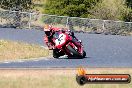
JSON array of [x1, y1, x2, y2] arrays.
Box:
[[53, 49, 60, 58], [83, 51, 86, 58], [67, 45, 81, 58], [53, 49, 65, 58]]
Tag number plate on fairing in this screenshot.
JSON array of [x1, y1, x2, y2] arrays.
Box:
[[55, 34, 66, 46]]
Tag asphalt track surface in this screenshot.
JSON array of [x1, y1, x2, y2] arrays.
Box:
[[0, 28, 132, 68]]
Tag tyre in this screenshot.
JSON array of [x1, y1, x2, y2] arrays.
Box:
[[53, 49, 60, 58], [83, 51, 86, 58], [67, 45, 80, 57]]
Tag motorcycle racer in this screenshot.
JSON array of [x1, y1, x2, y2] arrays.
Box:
[[43, 24, 80, 50], [43, 24, 60, 50]]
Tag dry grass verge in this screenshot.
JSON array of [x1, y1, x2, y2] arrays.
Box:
[[0, 40, 49, 61], [0, 68, 131, 88]]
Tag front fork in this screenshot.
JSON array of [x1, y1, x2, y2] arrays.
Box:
[[64, 44, 73, 57], [72, 41, 83, 55], [65, 42, 83, 56]]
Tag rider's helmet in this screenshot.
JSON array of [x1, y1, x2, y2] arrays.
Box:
[[43, 24, 53, 37]]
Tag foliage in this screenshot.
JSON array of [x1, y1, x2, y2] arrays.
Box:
[[123, 9, 132, 22], [0, 0, 33, 11], [0, 0, 132, 21], [44, 0, 132, 21], [126, 0, 132, 8], [124, 0, 132, 21], [44, 0, 100, 17], [90, 0, 128, 20]]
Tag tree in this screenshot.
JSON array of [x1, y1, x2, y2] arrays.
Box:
[[126, 0, 132, 8], [44, 0, 100, 17], [91, 0, 129, 21], [0, 0, 33, 11], [123, 9, 132, 22]]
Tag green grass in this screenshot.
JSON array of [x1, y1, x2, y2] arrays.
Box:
[[0, 40, 49, 61]]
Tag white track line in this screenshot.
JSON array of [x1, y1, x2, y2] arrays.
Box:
[[17, 60, 24, 62], [3, 61, 10, 63], [0, 57, 53, 64], [33, 60, 39, 61]]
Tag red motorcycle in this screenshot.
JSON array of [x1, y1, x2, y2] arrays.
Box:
[[52, 31, 86, 58]]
